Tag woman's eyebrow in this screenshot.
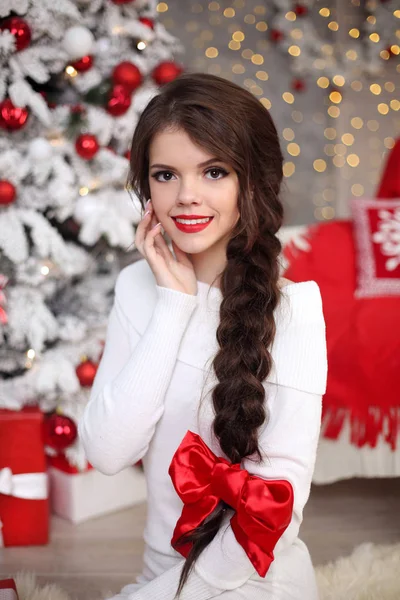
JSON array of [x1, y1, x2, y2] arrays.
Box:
[[150, 158, 225, 169]]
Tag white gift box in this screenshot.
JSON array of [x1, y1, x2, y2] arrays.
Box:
[[48, 464, 147, 524]]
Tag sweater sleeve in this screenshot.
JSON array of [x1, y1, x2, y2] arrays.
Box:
[[78, 269, 198, 475], [124, 384, 323, 600]]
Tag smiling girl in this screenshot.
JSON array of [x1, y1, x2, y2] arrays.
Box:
[[79, 73, 328, 600]]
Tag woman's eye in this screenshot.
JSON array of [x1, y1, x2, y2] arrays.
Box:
[[206, 168, 228, 180], [152, 171, 175, 182]]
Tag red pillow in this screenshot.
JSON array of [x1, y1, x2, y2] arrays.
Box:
[[351, 197, 400, 298]]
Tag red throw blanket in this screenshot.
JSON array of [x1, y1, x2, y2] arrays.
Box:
[[283, 139, 400, 451]]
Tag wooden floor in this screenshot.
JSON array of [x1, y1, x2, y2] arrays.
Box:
[[1, 478, 399, 600]]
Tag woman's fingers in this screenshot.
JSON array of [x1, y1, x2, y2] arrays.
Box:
[[134, 207, 152, 256], [171, 240, 192, 268], [153, 227, 176, 265]]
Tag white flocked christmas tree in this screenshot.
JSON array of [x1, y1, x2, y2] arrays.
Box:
[[0, 0, 184, 470]]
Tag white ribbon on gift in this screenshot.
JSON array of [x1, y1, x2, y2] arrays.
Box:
[[0, 586, 19, 600], [0, 467, 48, 547]]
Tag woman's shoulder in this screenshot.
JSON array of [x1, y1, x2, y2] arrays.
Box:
[[269, 278, 327, 394], [276, 278, 324, 324]]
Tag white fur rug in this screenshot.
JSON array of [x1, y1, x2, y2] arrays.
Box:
[[7, 542, 400, 600]]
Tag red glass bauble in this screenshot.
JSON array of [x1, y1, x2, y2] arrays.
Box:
[[152, 61, 184, 85], [43, 413, 78, 451], [0, 98, 29, 130], [0, 180, 17, 205], [270, 29, 284, 43], [139, 17, 154, 30], [70, 104, 85, 115], [0, 17, 31, 51], [124, 149, 131, 160], [75, 134, 100, 160], [70, 55, 94, 72], [294, 3, 308, 16], [112, 61, 143, 91], [76, 359, 98, 387], [106, 84, 132, 116], [291, 78, 306, 92]]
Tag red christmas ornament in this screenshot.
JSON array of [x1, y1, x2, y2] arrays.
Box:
[[43, 413, 78, 451], [70, 55, 94, 72], [76, 359, 98, 387], [270, 29, 284, 43], [112, 61, 143, 92], [0, 180, 16, 205], [294, 3, 308, 16], [111, 0, 134, 4], [291, 78, 306, 92], [75, 133, 100, 160], [124, 149, 131, 160], [152, 61, 184, 86], [106, 84, 132, 116], [139, 17, 155, 30], [0, 98, 29, 130], [0, 17, 31, 51], [70, 104, 85, 114]]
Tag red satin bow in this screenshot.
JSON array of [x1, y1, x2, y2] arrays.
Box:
[[168, 430, 294, 577]]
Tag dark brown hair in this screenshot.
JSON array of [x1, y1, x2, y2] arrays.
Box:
[[127, 72, 284, 597]]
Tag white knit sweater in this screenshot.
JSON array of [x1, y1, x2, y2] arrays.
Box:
[[79, 259, 328, 600]]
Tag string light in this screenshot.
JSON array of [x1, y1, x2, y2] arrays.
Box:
[[313, 159, 327, 172], [347, 154, 360, 167], [287, 143, 300, 156], [332, 75, 345, 87], [377, 103, 389, 115], [319, 8, 330, 17], [291, 110, 303, 123], [288, 45, 301, 56], [157, 2, 169, 12], [317, 76, 330, 88], [283, 162, 295, 177], [233, 31, 245, 41], [255, 22, 268, 32], [327, 106, 340, 118], [260, 98, 271, 109], [351, 117, 363, 129], [223, 8, 235, 17], [349, 28, 360, 38], [342, 133, 354, 146], [205, 47, 219, 57], [251, 53, 264, 64], [282, 92, 295, 103], [351, 184, 364, 197], [324, 128, 337, 140], [370, 83, 382, 95], [65, 66, 78, 77], [283, 128, 295, 141]]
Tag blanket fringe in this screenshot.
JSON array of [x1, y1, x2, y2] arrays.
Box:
[[322, 405, 400, 451]]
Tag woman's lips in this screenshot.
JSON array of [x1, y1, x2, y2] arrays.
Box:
[[172, 217, 214, 233]]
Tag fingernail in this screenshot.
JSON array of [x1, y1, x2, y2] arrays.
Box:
[[144, 210, 151, 217], [151, 222, 162, 230], [145, 199, 151, 209]]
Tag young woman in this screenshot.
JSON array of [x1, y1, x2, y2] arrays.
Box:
[[79, 73, 328, 600]]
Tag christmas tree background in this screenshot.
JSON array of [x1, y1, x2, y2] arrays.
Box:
[[0, 0, 185, 471]]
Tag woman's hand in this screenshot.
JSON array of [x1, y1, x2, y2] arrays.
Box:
[[134, 200, 198, 296]]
